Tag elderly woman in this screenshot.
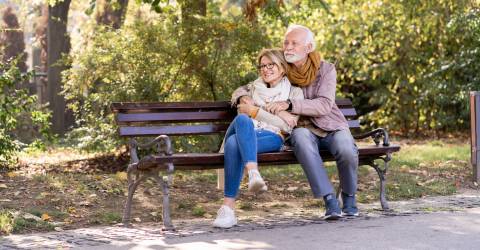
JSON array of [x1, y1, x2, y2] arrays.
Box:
[[213, 49, 304, 228]]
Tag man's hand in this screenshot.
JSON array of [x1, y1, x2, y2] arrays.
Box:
[[239, 96, 254, 105], [237, 103, 257, 115], [266, 101, 289, 114], [277, 111, 297, 128]]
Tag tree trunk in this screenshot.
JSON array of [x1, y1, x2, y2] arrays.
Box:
[[96, 0, 129, 29], [1, 7, 27, 73], [34, 5, 48, 104], [47, 0, 73, 135]]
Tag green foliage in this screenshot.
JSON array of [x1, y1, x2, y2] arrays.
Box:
[[256, 0, 479, 135], [0, 210, 14, 235], [64, 2, 268, 151], [191, 204, 206, 217], [92, 211, 122, 224], [12, 217, 54, 233], [0, 59, 51, 167], [64, 1, 480, 152]]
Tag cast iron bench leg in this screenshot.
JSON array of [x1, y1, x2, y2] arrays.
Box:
[[153, 164, 175, 231], [371, 153, 392, 211], [123, 165, 146, 226]]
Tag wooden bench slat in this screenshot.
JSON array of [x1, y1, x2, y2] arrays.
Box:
[[117, 111, 235, 123], [348, 120, 360, 128], [139, 145, 400, 170], [341, 108, 357, 117], [118, 109, 355, 122], [112, 99, 354, 112], [112, 101, 231, 112], [119, 124, 230, 136]]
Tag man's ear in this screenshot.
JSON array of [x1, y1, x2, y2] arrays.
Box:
[[305, 43, 313, 53]]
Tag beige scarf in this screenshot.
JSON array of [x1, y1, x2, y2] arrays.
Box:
[[251, 76, 291, 107], [287, 51, 321, 87]]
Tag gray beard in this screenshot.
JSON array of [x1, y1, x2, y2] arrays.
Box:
[[284, 53, 305, 63]]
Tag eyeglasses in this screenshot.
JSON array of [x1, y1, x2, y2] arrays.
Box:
[[257, 63, 276, 70]]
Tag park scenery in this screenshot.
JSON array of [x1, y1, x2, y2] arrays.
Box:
[[0, 0, 479, 237]]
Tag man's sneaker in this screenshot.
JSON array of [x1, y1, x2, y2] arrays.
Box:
[[323, 194, 342, 220], [341, 192, 359, 217], [248, 169, 267, 193], [213, 205, 237, 228]]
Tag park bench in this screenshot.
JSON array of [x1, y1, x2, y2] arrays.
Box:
[[111, 99, 400, 230]]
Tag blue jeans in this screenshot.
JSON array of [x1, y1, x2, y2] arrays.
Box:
[[289, 128, 358, 198], [224, 114, 283, 198]]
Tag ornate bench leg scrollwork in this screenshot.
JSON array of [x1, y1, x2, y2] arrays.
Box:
[[369, 153, 392, 211], [123, 138, 145, 227], [122, 136, 176, 230], [155, 135, 175, 231]]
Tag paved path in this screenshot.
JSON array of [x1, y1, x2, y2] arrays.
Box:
[[1, 189, 480, 250]]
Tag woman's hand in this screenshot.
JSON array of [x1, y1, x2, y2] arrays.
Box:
[[237, 103, 257, 115], [239, 96, 254, 105], [277, 111, 297, 128], [265, 101, 289, 114]]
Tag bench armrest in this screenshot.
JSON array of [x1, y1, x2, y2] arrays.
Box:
[[134, 135, 173, 155], [353, 128, 390, 146], [129, 135, 174, 171]]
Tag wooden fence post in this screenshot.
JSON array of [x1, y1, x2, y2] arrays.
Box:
[[470, 91, 480, 183]]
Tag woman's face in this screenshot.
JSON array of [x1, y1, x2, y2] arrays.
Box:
[[259, 56, 284, 86]]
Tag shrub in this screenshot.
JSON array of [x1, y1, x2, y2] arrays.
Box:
[[0, 58, 51, 167], [63, 7, 268, 151]]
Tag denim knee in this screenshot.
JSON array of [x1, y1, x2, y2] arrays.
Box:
[[290, 128, 317, 148], [233, 114, 251, 126], [224, 135, 239, 156], [331, 131, 358, 160]]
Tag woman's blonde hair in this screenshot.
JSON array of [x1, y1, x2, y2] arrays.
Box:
[[257, 48, 289, 75]]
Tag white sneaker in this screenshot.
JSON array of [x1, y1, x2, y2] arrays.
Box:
[[213, 205, 237, 228], [248, 169, 267, 193]]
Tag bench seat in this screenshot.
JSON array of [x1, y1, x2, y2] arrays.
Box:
[[112, 99, 400, 230]]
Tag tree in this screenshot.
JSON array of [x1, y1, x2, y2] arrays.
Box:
[[47, 0, 73, 134], [95, 0, 129, 29], [34, 4, 48, 104], [0, 7, 27, 73]]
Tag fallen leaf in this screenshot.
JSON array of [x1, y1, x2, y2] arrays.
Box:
[[133, 217, 141, 222], [150, 212, 159, 217], [0, 184, 8, 189], [41, 213, 51, 221], [23, 213, 42, 221], [287, 186, 298, 191], [0, 199, 12, 202], [7, 172, 18, 178], [54, 227, 63, 232], [79, 201, 91, 206], [67, 206, 76, 214], [13, 191, 21, 196], [203, 213, 213, 219]]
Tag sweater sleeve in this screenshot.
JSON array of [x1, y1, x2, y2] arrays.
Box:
[[291, 65, 336, 117], [230, 84, 251, 106], [255, 109, 291, 133]]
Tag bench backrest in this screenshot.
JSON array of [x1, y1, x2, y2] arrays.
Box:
[[111, 99, 359, 137]]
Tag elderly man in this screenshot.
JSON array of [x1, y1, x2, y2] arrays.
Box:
[[265, 24, 359, 220]]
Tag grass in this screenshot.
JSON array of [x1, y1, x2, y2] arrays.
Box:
[[258, 139, 470, 203], [91, 211, 122, 225], [0, 210, 55, 234], [192, 205, 206, 217], [0, 138, 472, 235], [0, 210, 14, 235], [12, 217, 54, 233]]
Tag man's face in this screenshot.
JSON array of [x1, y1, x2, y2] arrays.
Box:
[[283, 29, 311, 64]]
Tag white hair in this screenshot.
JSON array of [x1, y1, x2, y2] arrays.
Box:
[[286, 24, 316, 51]]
